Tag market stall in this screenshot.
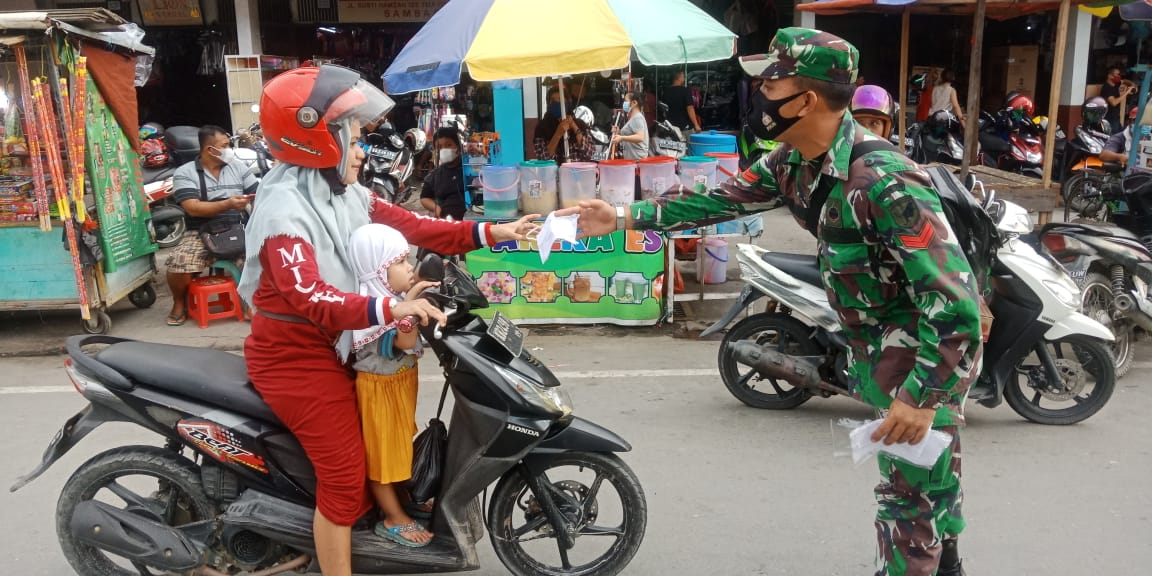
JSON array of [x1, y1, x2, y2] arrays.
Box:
[[0, 9, 157, 333], [382, 0, 736, 324], [798, 0, 1135, 223]]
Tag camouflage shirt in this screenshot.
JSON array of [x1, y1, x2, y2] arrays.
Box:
[[632, 112, 982, 424]]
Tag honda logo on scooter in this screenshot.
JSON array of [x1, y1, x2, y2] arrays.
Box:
[[506, 423, 541, 437]]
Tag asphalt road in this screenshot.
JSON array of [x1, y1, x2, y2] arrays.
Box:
[[2, 334, 1150, 576]]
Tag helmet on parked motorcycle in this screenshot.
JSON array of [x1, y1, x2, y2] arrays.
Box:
[[139, 122, 164, 141], [1033, 115, 1049, 131], [1082, 97, 1107, 126], [1131, 105, 1141, 122], [404, 128, 427, 152], [1006, 92, 1035, 120], [573, 105, 594, 129], [910, 73, 927, 91], [260, 64, 395, 181], [850, 85, 896, 139]]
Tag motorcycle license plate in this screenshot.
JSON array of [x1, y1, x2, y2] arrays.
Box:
[[487, 311, 525, 357], [657, 138, 687, 152]]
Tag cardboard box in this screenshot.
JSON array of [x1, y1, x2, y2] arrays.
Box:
[[984, 45, 1040, 105]]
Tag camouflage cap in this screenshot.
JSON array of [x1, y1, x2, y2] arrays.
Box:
[[739, 27, 859, 85]]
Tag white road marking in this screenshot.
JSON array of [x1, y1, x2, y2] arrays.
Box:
[[0, 368, 719, 396]]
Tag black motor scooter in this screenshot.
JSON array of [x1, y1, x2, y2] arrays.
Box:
[[11, 256, 647, 576]]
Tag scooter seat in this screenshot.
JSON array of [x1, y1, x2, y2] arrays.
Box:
[[97, 342, 282, 426], [1041, 221, 1141, 242], [761, 252, 823, 287], [141, 164, 176, 184]]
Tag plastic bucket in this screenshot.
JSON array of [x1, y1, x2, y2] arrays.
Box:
[[519, 160, 558, 215], [638, 156, 677, 199], [678, 156, 719, 189], [480, 165, 521, 218], [705, 152, 740, 180], [598, 159, 637, 207], [559, 162, 598, 208], [688, 130, 737, 157], [700, 237, 729, 284]]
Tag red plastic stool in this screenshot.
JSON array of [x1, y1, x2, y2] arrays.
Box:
[[187, 276, 244, 329]]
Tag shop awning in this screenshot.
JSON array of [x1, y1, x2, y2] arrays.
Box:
[[382, 0, 736, 95], [0, 9, 154, 55]]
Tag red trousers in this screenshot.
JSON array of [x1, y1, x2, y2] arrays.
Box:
[[245, 315, 372, 526]]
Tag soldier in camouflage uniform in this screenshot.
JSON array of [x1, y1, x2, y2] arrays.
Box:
[[561, 28, 981, 576]]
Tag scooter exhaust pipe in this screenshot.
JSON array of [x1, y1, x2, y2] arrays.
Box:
[[70, 500, 205, 572], [728, 342, 842, 396]]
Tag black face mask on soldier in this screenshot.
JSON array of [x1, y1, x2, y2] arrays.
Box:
[[747, 90, 807, 141]]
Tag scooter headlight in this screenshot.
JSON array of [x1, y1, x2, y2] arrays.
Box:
[[493, 365, 573, 417], [1042, 279, 1080, 308]]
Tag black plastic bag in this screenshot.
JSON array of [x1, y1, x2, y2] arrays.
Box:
[[409, 418, 447, 505]]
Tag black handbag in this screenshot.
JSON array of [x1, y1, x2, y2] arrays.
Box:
[[408, 382, 449, 505], [196, 165, 246, 260]]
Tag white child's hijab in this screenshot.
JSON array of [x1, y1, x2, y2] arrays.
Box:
[[349, 223, 410, 351]]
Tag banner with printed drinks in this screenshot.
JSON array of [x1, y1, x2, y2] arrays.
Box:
[[467, 230, 667, 325]]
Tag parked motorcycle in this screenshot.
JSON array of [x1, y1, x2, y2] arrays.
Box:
[[912, 110, 966, 165], [1060, 115, 1112, 219], [142, 125, 201, 249], [704, 191, 1116, 425], [11, 256, 647, 576], [979, 95, 1050, 179], [361, 122, 415, 205], [650, 101, 688, 159], [232, 122, 274, 179], [1035, 221, 1152, 379]]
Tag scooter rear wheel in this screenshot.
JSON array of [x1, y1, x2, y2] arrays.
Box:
[[488, 452, 646, 576], [718, 313, 820, 409], [56, 446, 216, 576]]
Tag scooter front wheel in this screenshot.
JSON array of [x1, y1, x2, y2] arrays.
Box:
[[488, 452, 646, 576], [1005, 335, 1116, 425], [718, 313, 819, 409]]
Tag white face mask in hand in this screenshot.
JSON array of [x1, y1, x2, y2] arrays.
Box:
[[439, 148, 458, 164]]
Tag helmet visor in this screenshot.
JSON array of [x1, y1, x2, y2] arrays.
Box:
[[851, 86, 892, 117]]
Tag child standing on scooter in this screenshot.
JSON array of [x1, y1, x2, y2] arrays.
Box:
[[347, 223, 437, 547]]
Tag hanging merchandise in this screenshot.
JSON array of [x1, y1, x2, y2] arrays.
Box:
[[14, 44, 51, 231]]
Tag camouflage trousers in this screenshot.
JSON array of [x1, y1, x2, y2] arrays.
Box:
[[873, 425, 963, 576]]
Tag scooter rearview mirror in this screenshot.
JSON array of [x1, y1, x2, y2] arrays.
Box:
[[416, 253, 446, 283]]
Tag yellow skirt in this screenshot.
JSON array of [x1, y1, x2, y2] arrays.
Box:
[[356, 368, 419, 484]]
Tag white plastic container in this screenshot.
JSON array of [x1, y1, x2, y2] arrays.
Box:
[[519, 160, 558, 215], [559, 162, 598, 209], [678, 156, 719, 189], [479, 165, 520, 218], [638, 156, 678, 199], [699, 237, 729, 284], [598, 159, 636, 207]]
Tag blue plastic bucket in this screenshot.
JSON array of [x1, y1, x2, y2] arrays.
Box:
[[688, 130, 737, 157]]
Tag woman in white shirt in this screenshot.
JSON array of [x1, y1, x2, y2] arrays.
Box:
[[929, 69, 965, 124]]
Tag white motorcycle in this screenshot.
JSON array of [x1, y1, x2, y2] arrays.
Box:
[[704, 190, 1117, 425]]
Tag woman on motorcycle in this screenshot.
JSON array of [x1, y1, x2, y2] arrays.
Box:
[[929, 69, 966, 124], [850, 85, 897, 140], [237, 65, 535, 576]]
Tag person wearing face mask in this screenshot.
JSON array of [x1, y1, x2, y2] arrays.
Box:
[[236, 65, 536, 576], [612, 91, 649, 159], [163, 125, 258, 326], [1101, 67, 1135, 134], [420, 126, 467, 220], [560, 28, 980, 576]]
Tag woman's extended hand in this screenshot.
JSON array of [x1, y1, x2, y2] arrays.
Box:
[[555, 199, 615, 239], [491, 214, 541, 243]]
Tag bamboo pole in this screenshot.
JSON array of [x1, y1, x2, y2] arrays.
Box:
[[899, 9, 910, 146], [1041, 0, 1072, 189], [960, 0, 987, 182]]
